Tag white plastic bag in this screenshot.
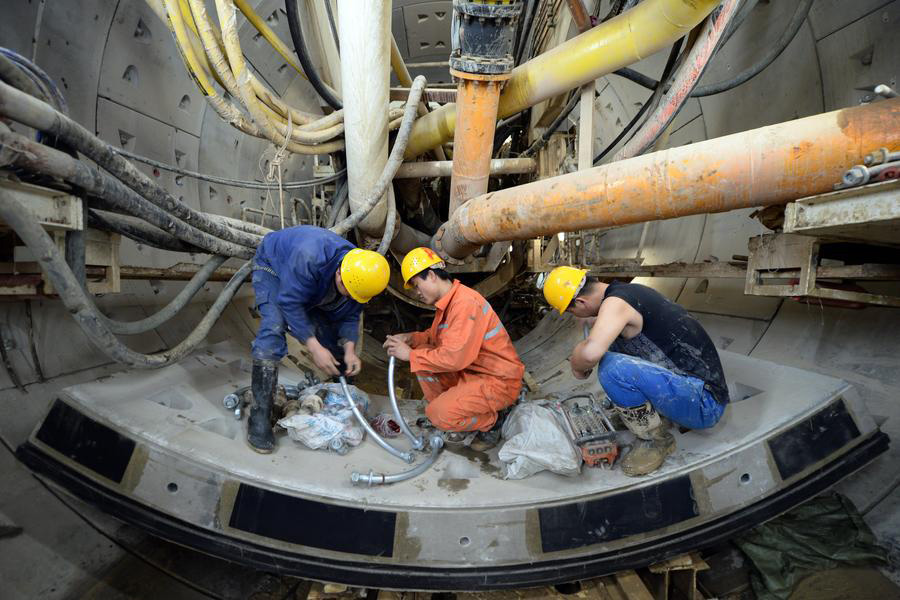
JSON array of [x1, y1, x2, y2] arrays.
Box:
[[498, 402, 582, 479], [277, 382, 369, 453]]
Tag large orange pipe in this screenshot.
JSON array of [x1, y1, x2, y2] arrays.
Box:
[[439, 99, 900, 257], [448, 76, 505, 215]]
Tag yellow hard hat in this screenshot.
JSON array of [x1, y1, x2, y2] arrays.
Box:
[[340, 249, 390, 303], [543, 266, 588, 314], [401, 247, 446, 289]]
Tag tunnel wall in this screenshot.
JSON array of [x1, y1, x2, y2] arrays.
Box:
[[0, 0, 897, 451]]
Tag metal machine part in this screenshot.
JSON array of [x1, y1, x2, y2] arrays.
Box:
[[351, 434, 444, 487], [450, 1, 522, 75], [558, 393, 619, 468]]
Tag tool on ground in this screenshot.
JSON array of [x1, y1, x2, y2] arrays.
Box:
[[558, 393, 619, 468]]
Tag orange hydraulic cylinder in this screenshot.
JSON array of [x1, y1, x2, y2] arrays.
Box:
[[448, 73, 506, 216], [440, 98, 900, 258]]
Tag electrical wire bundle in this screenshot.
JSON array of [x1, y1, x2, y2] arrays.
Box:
[[160, 0, 413, 155]]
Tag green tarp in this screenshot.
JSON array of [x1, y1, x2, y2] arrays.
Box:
[[735, 493, 888, 600]]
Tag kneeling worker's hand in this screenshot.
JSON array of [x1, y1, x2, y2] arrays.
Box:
[[307, 338, 341, 377], [344, 349, 362, 376]]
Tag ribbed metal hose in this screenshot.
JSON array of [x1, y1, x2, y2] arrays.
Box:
[[338, 376, 415, 464], [351, 435, 444, 486], [386, 356, 425, 450]]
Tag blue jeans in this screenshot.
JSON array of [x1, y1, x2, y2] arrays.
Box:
[[598, 352, 724, 429], [250, 269, 344, 365]]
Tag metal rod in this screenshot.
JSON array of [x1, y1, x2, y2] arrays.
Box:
[[395, 158, 536, 179], [387, 356, 425, 450], [351, 434, 444, 486], [338, 376, 415, 464]]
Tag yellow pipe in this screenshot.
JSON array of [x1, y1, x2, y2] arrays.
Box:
[[391, 34, 447, 161], [390, 36, 413, 88], [405, 0, 719, 158]]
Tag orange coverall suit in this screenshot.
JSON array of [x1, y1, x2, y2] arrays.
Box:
[[408, 280, 525, 432]]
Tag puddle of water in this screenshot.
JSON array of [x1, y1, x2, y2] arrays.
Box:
[[437, 478, 470, 493]]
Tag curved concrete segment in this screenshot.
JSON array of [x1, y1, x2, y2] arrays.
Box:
[[17, 341, 888, 590]]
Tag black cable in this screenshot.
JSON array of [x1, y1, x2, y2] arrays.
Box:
[[326, 177, 349, 228], [0, 46, 68, 114], [323, 0, 340, 54], [514, 0, 538, 65], [285, 0, 342, 110], [0, 52, 46, 103], [1, 130, 254, 258], [593, 38, 683, 165], [87, 208, 200, 253], [0, 81, 260, 250], [113, 146, 346, 190], [521, 91, 582, 157], [609, 0, 808, 98], [693, 0, 812, 97], [591, 98, 651, 164]]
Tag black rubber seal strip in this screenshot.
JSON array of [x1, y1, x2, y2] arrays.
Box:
[[35, 398, 135, 484], [769, 398, 861, 480], [540, 475, 698, 552], [230, 482, 395, 557], [16, 431, 889, 590]]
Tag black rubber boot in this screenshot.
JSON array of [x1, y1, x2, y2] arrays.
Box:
[[247, 359, 277, 454]]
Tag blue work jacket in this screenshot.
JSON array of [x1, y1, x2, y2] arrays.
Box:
[[254, 226, 361, 345]]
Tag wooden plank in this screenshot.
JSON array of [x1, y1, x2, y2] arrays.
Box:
[[612, 571, 654, 600]]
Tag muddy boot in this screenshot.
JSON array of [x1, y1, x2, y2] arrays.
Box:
[[470, 407, 511, 452], [616, 402, 675, 476], [247, 359, 277, 454], [470, 428, 501, 452]]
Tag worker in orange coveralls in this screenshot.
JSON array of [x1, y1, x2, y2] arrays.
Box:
[[383, 247, 525, 450]]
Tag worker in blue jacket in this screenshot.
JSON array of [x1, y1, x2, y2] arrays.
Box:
[[248, 225, 390, 453]]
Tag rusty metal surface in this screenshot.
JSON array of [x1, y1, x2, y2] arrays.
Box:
[[448, 77, 506, 216], [784, 179, 900, 245], [441, 98, 900, 257]]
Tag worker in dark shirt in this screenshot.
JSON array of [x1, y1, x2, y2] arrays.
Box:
[[248, 225, 390, 453], [542, 266, 729, 476]]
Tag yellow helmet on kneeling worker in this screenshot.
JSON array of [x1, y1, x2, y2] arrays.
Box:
[[543, 266, 588, 314], [340, 248, 390, 303], [401, 247, 446, 288]]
